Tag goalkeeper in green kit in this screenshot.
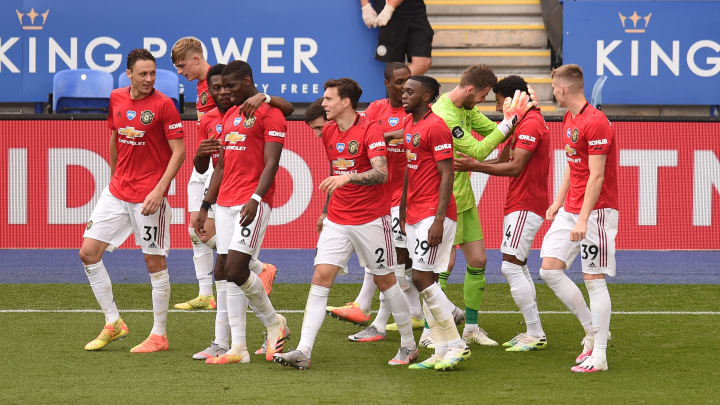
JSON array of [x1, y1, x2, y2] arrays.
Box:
[[429, 64, 534, 346]]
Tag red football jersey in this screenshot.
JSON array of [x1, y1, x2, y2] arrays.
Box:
[[504, 109, 550, 217], [403, 111, 457, 225], [322, 114, 389, 225], [562, 103, 619, 213], [197, 107, 223, 167], [216, 103, 287, 208], [364, 98, 409, 207], [107, 88, 184, 203], [196, 77, 217, 115]]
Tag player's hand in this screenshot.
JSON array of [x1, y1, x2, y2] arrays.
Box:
[[527, 85, 538, 108], [546, 204, 560, 221], [361, 3, 378, 28], [316, 213, 327, 233], [453, 151, 479, 172], [196, 138, 222, 157], [239, 199, 259, 227], [374, 4, 395, 27], [141, 188, 164, 216], [500, 90, 532, 131], [399, 208, 407, 235], [195, 209, 208, 237], [319, 174, 350, 194], [239, 93, 265, 118], [428, 218, 444, 246], [570, 219, 587, 242]]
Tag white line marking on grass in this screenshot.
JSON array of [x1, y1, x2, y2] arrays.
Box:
[[0, 309, 718, 315]]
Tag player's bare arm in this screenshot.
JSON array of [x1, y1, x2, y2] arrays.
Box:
[[239, 141, 283, 227], [429, 159, 454, 246], [571, 154, 606, 241], [383, 128, 404, 142], [196, 148, 224, 236], [319, 155, 388, 193], [193, 138, 222, 173], [141, 138, 185, 216], [239, 93, 295, 117], [547, 163, 570, 221], [317, 163, 332, 233], [454, 147, 532, 177], [399, 168, 408, 234], [109, 130, 117, 176]]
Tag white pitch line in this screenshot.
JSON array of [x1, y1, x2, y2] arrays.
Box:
[[0, 309, 718, 315]]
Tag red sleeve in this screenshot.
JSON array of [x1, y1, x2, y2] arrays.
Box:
[[365, 122, 387, 159], [162, 99, 184, 140], [586, 116, 614, 155], [428, 120, 454, 161], [363, 100, 379, 121], [513, 117, 542, 153], [107, 95, 116, 130], [197, 115, 210, 143], [262, 107, 287, 145]]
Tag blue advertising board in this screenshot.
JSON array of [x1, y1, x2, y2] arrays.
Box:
[[0, 0, 386, 103], [563, 1, 720, 105]]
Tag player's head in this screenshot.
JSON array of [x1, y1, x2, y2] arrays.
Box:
[[493, 75, 529, 113], [458, 64, 498, 109], [402, 75, 441, 114], [125, 48, 156, 98], [171, 37, 207, 81], [206, 63, 232, 112], [221, 61, 256, 106], [304, 97, 328, 137], [322, 78, 362, 121], [384, 62, 411, 104], [551, 64, 584, 107]]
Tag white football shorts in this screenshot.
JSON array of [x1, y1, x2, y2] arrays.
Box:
[[406, 216, 457, 273], [215, 201, 271, 258], [500, 210, 544, 262]]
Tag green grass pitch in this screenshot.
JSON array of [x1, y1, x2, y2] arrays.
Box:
[[1, 283, 719, 404]]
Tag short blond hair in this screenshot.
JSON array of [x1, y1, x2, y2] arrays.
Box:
[[459, 64, 497, 89], [551, 64, 584, 91], [171, 37, 204, 65]]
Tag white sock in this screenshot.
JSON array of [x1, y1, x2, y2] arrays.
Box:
[[239, 272, 276, 327], [150, 269, 170, 336], [422, 301, 447, 357], [249, 259, 264, 274], [421, 283, 461, 347], [84, 260, 120, 324], [540, 269, 593, 334], [214, 280, 230, 348], [226, 282, 248, 351], [383, 283, 415, 348], [371, 291, 390, 333], [190, 227, 214, 296], [355, 270, 377, 313], [585, 278, 611, 361], [502, 261, 544, 338], [297, 284, 330, 358], [522, 264, 537, 299], [205, 234, 217, 250]]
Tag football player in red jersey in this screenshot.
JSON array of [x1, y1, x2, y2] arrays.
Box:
[[399, 75, 468, 371], [79, 49, 185, 353], [541, 64, 619, 373], [195, 61, 291, 365], [454, 75, 550, 352], [273, 78, 417, 370]]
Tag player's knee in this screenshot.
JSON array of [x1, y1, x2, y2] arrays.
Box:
[[226, 267, 250, 285], [78, 248, 100, 265], [468, 256, 486, 269], [412, 271, 432, 291], [144, 255, 166, 272]]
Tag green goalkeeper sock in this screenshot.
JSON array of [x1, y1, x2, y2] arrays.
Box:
[[438, 271, 451, 290], [464, 265, 486, 325]]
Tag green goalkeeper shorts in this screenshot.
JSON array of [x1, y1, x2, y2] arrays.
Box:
[[453, 206, 484, 245]]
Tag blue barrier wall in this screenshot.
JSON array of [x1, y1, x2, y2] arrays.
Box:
[[563, 0, 720, 104], [0, 0, 386, 103]]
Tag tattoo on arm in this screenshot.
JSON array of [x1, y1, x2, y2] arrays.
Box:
[[348, 156, 388, 186]]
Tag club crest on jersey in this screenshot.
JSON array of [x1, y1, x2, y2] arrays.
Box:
[[572, 128, 579, 143], [412, 133, 421, 147], [126, 110, 136, 120], [200, 91, 208, 106], [215, 123, 222, 134], [243, 116, 256, 128], [452, 126, 464, 139], [233, 117, 242, 127], [86, 220, 93, 230], [388, 117, 399, 127], [336, 143, 346, 153], [348, 140, 359, 155], [140, 110, 154, 125]]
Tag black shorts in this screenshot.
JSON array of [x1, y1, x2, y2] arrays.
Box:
[[375, 14, 434, 63]]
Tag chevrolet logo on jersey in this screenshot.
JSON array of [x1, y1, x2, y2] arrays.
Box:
[[332, 158, 355, 170], [388, 138, 403, 146], [225, 132, 247, 144], [118, 126, 145, 138], [565, 144, 577, 156], [406, 150, 417, 161]]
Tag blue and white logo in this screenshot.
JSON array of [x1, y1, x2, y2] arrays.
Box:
[[566, 128, 571, 138], [233, 117, 242, 127], [126, 110, 136, 120], [216, 124, 222, 134], [336, 143, 345, 153], [405, 133, 412, 144], [388, 117, 399, 127]]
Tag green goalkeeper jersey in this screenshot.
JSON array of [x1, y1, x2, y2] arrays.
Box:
[[431, 93, 507, 212]]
